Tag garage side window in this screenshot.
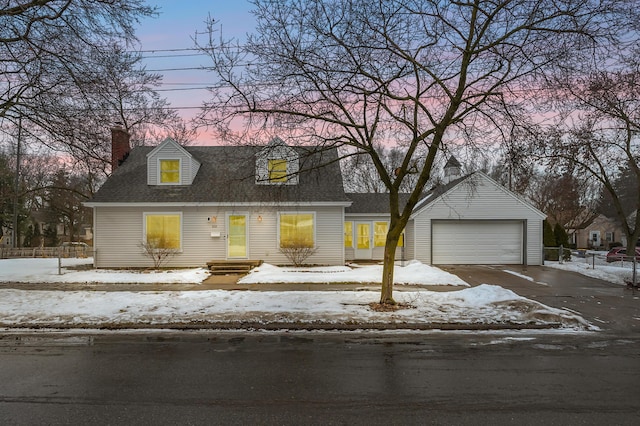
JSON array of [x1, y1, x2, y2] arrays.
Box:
[[145, 214, 181, 250], [280, 213, 314, 248]]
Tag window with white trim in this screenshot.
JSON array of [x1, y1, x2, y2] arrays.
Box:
[[144, 213, 181, 250], [159, 159, 180, 184], [279, 213, 315, 248]]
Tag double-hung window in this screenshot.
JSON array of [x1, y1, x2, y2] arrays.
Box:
[[159, 159, 180, 184], [268, 159, 287, 183]]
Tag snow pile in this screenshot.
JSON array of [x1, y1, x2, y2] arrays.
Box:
[[0, 284, 590, 330], [0, 258, 593, 330], [239, 260, 469, 286]]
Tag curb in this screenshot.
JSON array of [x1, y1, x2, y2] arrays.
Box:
[[0, 321, 565, 332]]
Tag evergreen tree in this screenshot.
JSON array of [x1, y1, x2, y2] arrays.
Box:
[[544, 221, 556, 247], [554, 223, 570, 247]]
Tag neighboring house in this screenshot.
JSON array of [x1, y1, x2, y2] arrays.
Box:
[[86, 128, 546, 268], [571, 214, 625, 249]]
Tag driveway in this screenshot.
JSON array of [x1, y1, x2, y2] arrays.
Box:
[[441, 264, 640, 335]]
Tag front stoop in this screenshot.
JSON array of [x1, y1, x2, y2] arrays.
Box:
[[207, 260, 263, 275]]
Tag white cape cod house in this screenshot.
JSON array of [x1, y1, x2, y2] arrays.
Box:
[[85, 128, 545, 268]]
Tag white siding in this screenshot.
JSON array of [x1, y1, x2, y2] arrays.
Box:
[[248, 206, 344, 265], [94, 205, 344, 268], [412, 174, 544, 265], [405, 220, 415, 260]]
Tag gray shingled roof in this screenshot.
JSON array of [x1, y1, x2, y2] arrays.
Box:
[[89, 145, 350, 204], [345, 193, 412, 214], [345, 175, 470, 214]]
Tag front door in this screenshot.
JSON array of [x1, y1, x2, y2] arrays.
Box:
[[355, 222, 372, 259], [227, 214, 247, 258]]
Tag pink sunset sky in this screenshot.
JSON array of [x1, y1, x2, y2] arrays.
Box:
[[136, 1, 255, 144]]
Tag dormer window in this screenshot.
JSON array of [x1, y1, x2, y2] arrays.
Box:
[[146, 138, 200, 186], [268, 159, 287, 182], [255, 137, 299, 185], [160, 159, 180, 184]]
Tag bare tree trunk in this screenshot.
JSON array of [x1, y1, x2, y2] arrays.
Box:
[[380, 222, 403, 305]]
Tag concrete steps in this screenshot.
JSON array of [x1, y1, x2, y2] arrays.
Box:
[[206, 260, 263, 275]]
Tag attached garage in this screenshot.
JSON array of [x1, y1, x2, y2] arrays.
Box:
[[411, 171, 546, 266], [431, 220, 524, 264]]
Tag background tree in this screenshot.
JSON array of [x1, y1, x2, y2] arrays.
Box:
[[198, 0, 621, 304], [342, 146, 435, 193], [1, 1, 191, 180], [1, 0, 155, 117], [536, 46, 640, 255], [0, 150, 19, 243], [525, 170, 600, 234], [45, 169, 92, 243], [598, 164, 639, 220]]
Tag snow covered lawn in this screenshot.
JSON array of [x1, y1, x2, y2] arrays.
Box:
[[0, 257, 593, 330], [0, 285, 590, 330], [0, 258, 209, 284], [239, 260, 469, 286], [546, 258, 638, 286]]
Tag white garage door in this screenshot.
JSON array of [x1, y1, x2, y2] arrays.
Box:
[[432, 221, 523, 264]]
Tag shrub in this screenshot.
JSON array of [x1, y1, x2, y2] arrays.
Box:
[[544, 247, 571, 261], [139, 240, 179, 269], [279, 237, 317, 266]]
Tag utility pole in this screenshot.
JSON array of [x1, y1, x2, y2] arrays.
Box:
[[12, 117, 21, 248]]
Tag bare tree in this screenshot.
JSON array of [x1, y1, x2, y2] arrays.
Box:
[[342, 146, 434, 193], [0, 1, 194, 176], [1, 1, 155, 117], [526, 170, 600, 234], [537, 45, 640, 255], [197, 0, 622, 304], [2, 43, 193, 177]]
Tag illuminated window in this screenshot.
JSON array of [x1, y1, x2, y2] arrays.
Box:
[[268, 159, 287, 182], [160, 159, 180, 183], [344, 221, 353, 248], [357, 223, 370, 249], [374, 222, 388, 247], [145, 214, 181, 249], [280, 213, 314, 248], [373, 221, 404, 247]]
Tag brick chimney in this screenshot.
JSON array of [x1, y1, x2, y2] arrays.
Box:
[[111, 125, 130, 172]]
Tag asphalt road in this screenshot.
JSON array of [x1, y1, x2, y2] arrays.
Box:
[[0, 331, 639, 425], [1, 265, 639, 425], [441, 264, 640, 335]]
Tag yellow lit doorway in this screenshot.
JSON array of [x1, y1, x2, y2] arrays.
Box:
[[227, 214, 247, 258], [355, 221, 372, 259]]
